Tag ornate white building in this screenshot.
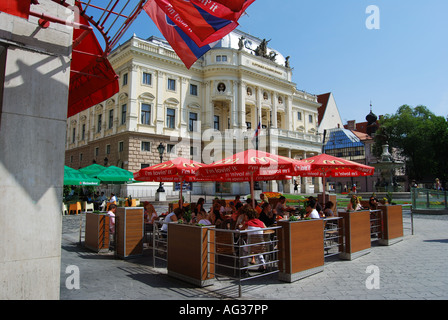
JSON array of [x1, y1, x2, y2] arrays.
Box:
[[65, 30, 323, 197]]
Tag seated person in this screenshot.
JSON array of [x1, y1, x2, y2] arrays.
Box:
[[323, 201, 335, 217], [347, 195, 363, 211], [259, 202, 276, 227], [305, 199, 320, 219], [275, 196, 294, 218], [196, 211, 211, 225], [161, 208, 184, 235], [369, 195, 379, 210]]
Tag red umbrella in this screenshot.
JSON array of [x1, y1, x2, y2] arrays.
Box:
[[134, 157, 205, 206], [300, 153, 375, 202], [197, 149, 312, 206]]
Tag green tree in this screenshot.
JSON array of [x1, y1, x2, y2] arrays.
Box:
[[374, 105, 448, 187]]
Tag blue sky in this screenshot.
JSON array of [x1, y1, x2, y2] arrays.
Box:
[[121, 0, 448, 123]]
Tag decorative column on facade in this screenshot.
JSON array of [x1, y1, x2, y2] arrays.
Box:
[[238, 81, 246, 130], [202, 80, 213, 131], [301, 150, 308, 193], [180, 77, 188, 137], [285, 95, 293, 131], [230, 80, 239, 129], [156, 70, 165, 135], [128, 64, 139, 132]]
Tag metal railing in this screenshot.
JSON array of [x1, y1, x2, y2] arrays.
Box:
[[411, 188, 448, 210], [152, 220, 167, 267], [370, 209, 382, 241], [323, 217, 343, 258], [401, 204, 414, 235], [209, 226, 280, 298]]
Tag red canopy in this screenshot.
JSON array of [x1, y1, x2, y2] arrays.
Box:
[[134, 157, 206, 206], [134, 157, 204, 182], [197, 149, 312, 177], [300, 153, 375, 202], [301, 153, 375, 177], [197, 149, 312, 205]]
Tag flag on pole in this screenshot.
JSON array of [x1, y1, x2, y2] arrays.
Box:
[[252, 120, 261, 145], [143, 0, 215, 69], [143, 0, 256, 69], [155, 0, 239, 45]]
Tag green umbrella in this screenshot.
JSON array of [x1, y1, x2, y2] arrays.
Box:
[[78, 163, 106, 177], [64, 166, 100, 186], [96, 165, 135, 184]]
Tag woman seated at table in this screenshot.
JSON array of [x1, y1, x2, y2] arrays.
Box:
[[347, 194, 363, 211], [239, 206, 267, 271], [259, 202, 276, 227], [144, 202, 158, 230], [275, 196, 294, 219], [209, 205, 224, 228], [195, 211, 212, 225], [368, 195, 379, 210], [323, 201, 335, 217]]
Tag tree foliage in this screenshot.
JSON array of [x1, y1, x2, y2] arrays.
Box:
[[374, 105, 448, 186]]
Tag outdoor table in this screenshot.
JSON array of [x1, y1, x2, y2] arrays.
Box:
[[85, 212, 110, 253], [277, 218, 325, 283], [379, 205, 403, 245], [338, 210, 371, 260], [167, 223, 216, 287], [115, 207, 144, 259]]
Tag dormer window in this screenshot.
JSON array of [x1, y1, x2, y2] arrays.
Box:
[[216, 55, 227, 62]]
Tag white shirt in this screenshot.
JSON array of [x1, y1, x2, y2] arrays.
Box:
[[198, 219, 211, 225], [161, 212, 176, 232], [309, 209, 320, 219]]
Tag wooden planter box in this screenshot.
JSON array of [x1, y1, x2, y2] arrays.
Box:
[[379, 205, 403, 245], [115, 207, 144, 259], [167, 223, 215, 287], [85, 213, 110, 253], [277, 219, 325, 282], [338, 210, 371, 260]]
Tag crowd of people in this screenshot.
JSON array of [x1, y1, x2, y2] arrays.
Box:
[[140, 193, 346, 236]]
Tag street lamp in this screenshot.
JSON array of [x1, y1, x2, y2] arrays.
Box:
[[156, 142, 165, 192]]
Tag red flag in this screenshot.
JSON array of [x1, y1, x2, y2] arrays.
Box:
[[191, 0, 255, 20], [155, 0, 238, 45], [143, 0, 215, 69], [0, 0, 31, 19]]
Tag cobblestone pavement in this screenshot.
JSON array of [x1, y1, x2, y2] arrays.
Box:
[[60, 201, 448, 301]]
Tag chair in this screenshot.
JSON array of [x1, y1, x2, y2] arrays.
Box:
[[82, 201, 94, 212], [215, 230, 238, 276], [69, 202, 81, 215], [62, 203, 68, 215], [106, 201, 116, 211], [99, 200, 107, 211]]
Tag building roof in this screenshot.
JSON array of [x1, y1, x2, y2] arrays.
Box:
[[317, 93, 331, 124], [323, 128, 364, 151]]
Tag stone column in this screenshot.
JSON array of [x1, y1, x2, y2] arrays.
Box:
[[0, 1, 74, 299]]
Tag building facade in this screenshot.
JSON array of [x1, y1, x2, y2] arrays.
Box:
[[65, 30, 323, 197]]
